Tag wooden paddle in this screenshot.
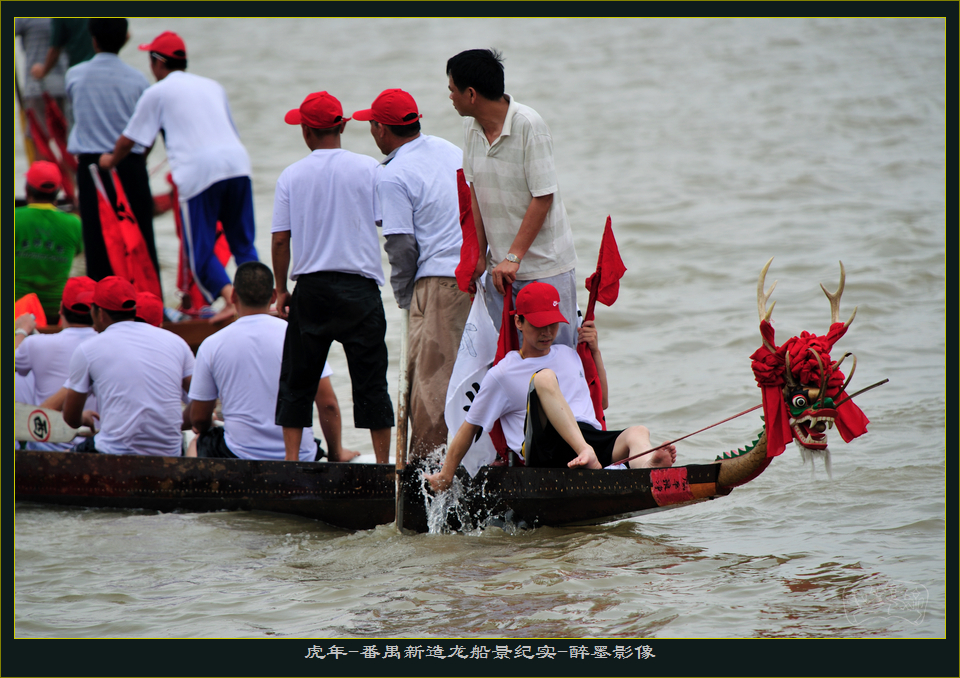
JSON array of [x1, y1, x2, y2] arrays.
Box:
[[395, 308, 410, 529], [15, 403, 92, 443]]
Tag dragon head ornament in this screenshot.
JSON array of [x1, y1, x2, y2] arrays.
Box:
[[749, 258, 870, 469]]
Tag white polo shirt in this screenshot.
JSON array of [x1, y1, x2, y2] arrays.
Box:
[[465, 344, 600, 453], [123, 71, 251, 199], [378, 134, 462, 280], [188, 314, 329, 461], [462, 95, 577, 280], [65, 321, 195, 457], [271, 148, 384, 284]]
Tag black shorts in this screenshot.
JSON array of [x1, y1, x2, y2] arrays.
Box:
[[195, 427, 239, 459], [521, 382, 622, 469], [196, 426, 324, 461], [276, 272, 394, 431]]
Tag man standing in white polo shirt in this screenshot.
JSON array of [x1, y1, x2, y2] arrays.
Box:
[[100, 30, 259, 321], [353, 88, 471, 460], [272, 92, 394, 463], [188, 261, 356, 462], [446, 48, 578, 348], [63, 276, 195, 456]]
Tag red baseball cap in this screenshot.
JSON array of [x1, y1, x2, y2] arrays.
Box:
[[26, 161, 62, 192], [284, 91, 349, 129], [138, 31, 187, 59], [93, 276, 138, 312], [61, 277, 96, 314], [516, 282, 569, 327], [135, 292, 164, 327], [352, 89, 422, 126]]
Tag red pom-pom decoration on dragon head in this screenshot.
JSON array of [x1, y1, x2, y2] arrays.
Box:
[[749, 258, 870, 469]]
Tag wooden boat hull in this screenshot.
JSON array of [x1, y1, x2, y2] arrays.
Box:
[[15, 450, 746, 533], [14, 450, 396, 531], [398, 462, 732, 533]]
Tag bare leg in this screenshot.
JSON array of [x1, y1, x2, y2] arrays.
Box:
[[282, 426, 303, 462], [611, 425, 676, 468], [315, 377, 359, 462], [370, 427, 391, 464], [532, 370, 602, 470]]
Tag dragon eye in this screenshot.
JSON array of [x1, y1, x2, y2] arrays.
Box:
[[791, 393, 808, 409]]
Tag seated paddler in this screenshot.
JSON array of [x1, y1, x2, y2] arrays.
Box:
[[426, 282, 676, 492]]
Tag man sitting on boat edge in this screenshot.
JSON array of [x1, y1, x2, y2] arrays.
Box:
[[187, 261, 358, 462], [62, 276, 195, 456], [426, 282, 676, 492]]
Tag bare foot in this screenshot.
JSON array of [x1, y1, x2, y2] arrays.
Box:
[[328, 448, 361, 462], [645, 442, 677, 468], [568, 446, 602, 469]]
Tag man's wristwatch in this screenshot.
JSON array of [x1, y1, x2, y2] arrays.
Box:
[[505, 253, 521, 264], [15, 328, 29, 337]]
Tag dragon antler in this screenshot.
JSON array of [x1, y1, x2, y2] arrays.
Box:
[[820, 261, 858, 328], [757, 257, 777, 352]]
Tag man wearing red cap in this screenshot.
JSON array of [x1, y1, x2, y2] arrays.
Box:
[[62, 276, 195, 456], [353, 88, 471, 460], [16, 277, 99, 451], [446, 49, 579, 349], [426, 282, 676, 491], [100, 30, 258, 321], [272, 91, 394, 463], [15, 161, 84, 323], [135, 292, 165, 327]]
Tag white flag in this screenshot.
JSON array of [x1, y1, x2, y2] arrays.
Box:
[[444, 276, 498, 476]]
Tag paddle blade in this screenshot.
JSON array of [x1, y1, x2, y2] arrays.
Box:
[[15, 403, 91, 444]]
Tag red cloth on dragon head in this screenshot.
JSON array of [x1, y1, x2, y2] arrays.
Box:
[[750, 320, 869, 458]]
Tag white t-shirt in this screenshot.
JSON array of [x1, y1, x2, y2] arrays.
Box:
[[271, 148, 384, 284], [187, 314, 329, 461], [122, 71, 251, 199], [462, 95, 577, 280], [65, 322, 195, 457], [16, 327, 98, 404], [16, 327, 99, 451], [465, 344, 600, 453], [378, 134, 462, 280]]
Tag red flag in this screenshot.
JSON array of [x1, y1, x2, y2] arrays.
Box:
[[584, 216, 627, 307], [90, 166, 162, 298], [25, 108, 77, 206], [577, 216, 627, 429], [43, 93, 77, 172], [489, 282, 522, 464], [455, 169, 480, 294], [168, 175, 232, 316]]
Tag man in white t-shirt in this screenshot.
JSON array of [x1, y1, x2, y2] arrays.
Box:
[[446, 49, 579, 349], [353, 88, 471, 460], [272, 91, 394, 463], [63, 276, 195, 456], [99, 30, 258, 321], [187, 261, 358, 462], [15, 276, 98, 451], [426, 283, 676, 492]]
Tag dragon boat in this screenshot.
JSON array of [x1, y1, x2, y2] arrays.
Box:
[[15, 260, 870, 533]]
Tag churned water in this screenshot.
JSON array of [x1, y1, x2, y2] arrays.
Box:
[[13, 17, 945, 644]]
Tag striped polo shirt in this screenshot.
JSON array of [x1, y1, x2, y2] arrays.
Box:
[[462, 94, 577, 280], [66, 53, 150, 155]]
